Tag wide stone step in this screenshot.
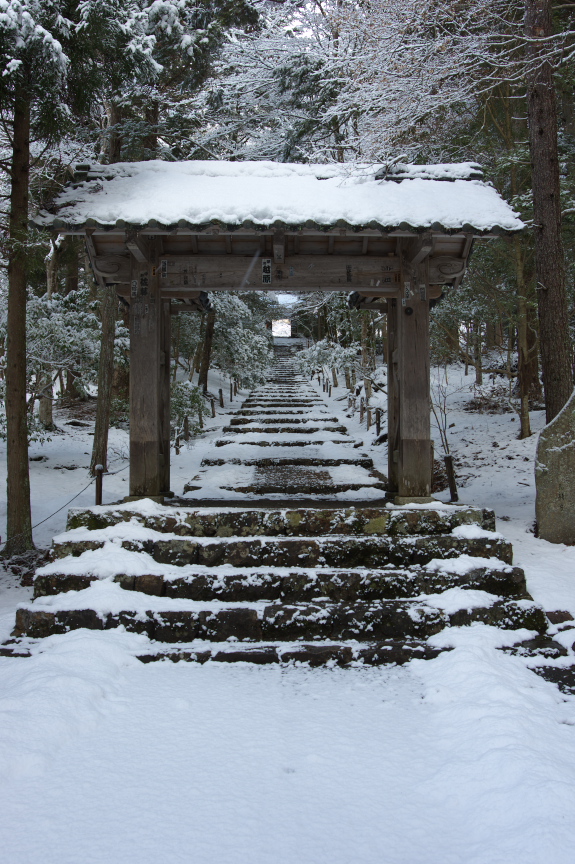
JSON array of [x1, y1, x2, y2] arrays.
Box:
[[229, 417, 339, 425], [201, 457, 374, 467], [230, 403, 325, 409], [14, 594, 546, 643], [66, 504, 495, 538], [136, 641, 448, 667], [221, 425, 348, 434], [34, 560, 528, 602], [214, 438, 357, 447], [216, 482, 386, 495], [52, 532, 513, 569], [233, 410, 324, 416]]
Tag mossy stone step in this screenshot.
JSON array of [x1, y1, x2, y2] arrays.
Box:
[[214, 439, 360, 447], [201, 457, 374, 467], [230, 417, 339, 425], [233, 410, 318, 416], [216, 481, 386, 495], [66, 504, 495, 538], [34, 562, 527, 602], [53, 533, 513, 569], [136, 641, 447, 667], [221, 426, 348, 434], [15, 597, 546, 643]]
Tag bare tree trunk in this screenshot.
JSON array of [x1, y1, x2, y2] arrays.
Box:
[[38, 372, 54, 430], [65, 239, 80, 294], [361, 313, 372, 399], [45, 236, 61, 298], [515, 236, 532, 438], [107, 102, 123, 163], [143, 100, 159, 159], [5, 89, 34, 554], [526, 0, 573, 421], [474, 321, 483, 386], [198, 310, 216, 392], [90, 284, 117, 474], [65, 368, 84, 400]]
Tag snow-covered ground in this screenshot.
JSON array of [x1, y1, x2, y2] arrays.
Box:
[[1, 358, 575, 864]]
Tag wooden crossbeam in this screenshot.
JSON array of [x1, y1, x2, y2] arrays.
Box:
[[126, 231, 149, 263]]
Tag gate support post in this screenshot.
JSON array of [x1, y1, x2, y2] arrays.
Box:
[[160, 299, 171, 496], [128, 238, 165, 500], [387, 299, 399, 495], [393, 269, 433, 503]]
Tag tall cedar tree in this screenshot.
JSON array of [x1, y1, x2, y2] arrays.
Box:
[[525, 0, 574, 421], [0, 1, 156, 554]]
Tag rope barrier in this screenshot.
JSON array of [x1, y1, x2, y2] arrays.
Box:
[[2, 462, 130, 550]]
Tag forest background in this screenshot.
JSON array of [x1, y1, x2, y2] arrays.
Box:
[[0, 0, 574, 553]]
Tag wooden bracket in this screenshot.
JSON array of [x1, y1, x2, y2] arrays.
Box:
[[407, 234, 433, 266], [126, 231, 150, 263]]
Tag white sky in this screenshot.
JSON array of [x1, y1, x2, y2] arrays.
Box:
[[275, 293, 296, 306], [272, 319, 291, 337]]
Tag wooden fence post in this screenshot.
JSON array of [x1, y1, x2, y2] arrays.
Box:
[[95, 464, 103, 506]]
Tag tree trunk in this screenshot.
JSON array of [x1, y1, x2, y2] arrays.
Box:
[[515, 236, 532, 438], [38, 372, 54, 430], [526, 0, 573, 421], [107, 102, 123, 163], [91, 284, 117, 474], [198, 310, 216, 392], [474, 321, 483, 386], [361, 313, 372, 400], [143, 101, 159, 159], [45, 237, 61, 298], [5, 90, 34, 554], [65, 368, 84, 400], [65, 239, 79, 294]]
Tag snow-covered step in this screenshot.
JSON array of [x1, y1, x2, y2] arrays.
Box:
[[229, 416, 341, 425], [14, 585, 546, 643], [220, 426, 349, 435], [202, 456, 375, 467], [34, 557, 529, 603], [65, 502, 496, 538], [136, 640, 448, 667], [51, 529, 514, 569]]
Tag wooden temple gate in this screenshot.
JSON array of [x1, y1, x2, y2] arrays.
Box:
[[38, 161, 520, 504]]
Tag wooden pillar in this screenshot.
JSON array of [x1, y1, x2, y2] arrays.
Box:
[[160, 300, 171, 496], [387, 299, 399, 495], [395, 267, 433, 503], [128, 238, 164, 499]]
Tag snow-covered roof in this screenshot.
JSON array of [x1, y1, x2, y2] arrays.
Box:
[[35, 160, 524, 234]]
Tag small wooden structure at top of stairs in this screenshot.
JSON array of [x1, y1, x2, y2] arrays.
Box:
[[34, 159, 524, 506]]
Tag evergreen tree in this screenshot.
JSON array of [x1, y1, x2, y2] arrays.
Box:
[[0, 0, 156, 554]]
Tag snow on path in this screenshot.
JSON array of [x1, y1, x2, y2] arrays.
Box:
[[1, 627, 575, 864], [2, 357, 575, 862]]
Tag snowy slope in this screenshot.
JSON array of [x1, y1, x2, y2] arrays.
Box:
[[1, 359, 575, 864]]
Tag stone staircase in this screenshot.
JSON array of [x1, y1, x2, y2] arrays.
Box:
[[183, 340, 386, 503], [3, 339, 550, 665], [10, 499, 546, 665]]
